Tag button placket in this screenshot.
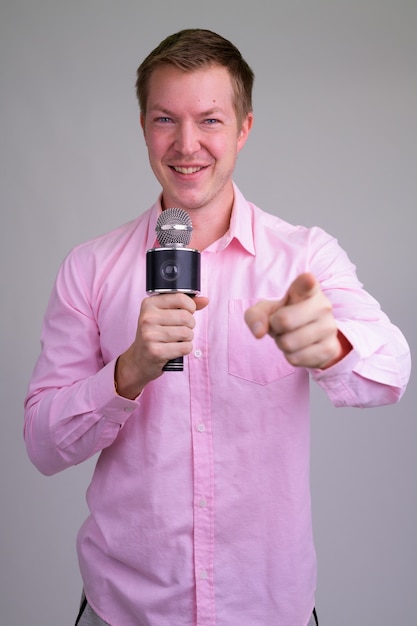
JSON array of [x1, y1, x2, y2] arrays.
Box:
[[189, 258, 215, 624]]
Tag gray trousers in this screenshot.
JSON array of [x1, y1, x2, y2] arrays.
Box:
[[75, 595, 319, 626]]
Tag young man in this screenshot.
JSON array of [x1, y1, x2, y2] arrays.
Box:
[[24, 29, 410, 626]]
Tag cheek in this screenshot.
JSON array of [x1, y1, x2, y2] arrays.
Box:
[[144, 125, 172, 152], [209, 134, 238, 159], [146, 134, 168, 159]]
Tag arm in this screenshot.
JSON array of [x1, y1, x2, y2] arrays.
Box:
[[24, 251, 135, 475], [245, 264, 411, 408]]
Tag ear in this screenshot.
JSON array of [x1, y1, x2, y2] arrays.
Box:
[[237, 112, 254, 153]]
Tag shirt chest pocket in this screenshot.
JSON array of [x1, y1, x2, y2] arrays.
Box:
[[228, 299, 296, 385]]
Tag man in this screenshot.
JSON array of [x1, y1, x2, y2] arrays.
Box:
[[24, 29, 410, 626]]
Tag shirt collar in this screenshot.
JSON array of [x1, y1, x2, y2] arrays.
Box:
[[145, 183, 255, 256], [228, 182, 256, 256], [145, 195, 164, 251]]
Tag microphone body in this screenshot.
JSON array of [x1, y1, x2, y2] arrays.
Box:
[[146, 208, 201, 371], [146, 247, 200, 296]]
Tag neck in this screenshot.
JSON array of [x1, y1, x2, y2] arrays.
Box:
[[161, 187, 235, 251], [188, 209, 232, 250]]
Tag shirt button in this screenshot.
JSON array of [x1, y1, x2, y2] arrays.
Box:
[[200, 569, 209, 580], [194, 349, 202, 358], [123, 406, 134, 413], [199, 498, 207, 508], [197, 423, 205, 432]]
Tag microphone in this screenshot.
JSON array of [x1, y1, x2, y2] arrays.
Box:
[[146, 208, 201, 371]]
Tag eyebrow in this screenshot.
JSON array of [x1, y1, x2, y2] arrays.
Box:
[[148, 105, 225, 117]]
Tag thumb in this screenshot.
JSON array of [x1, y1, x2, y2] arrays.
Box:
[[286, 273, 320, 305], [194, 295, 209, 311], [244, 299, 280, 338]]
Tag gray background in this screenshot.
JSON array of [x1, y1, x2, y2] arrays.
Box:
[[1, 1, 415, 624]]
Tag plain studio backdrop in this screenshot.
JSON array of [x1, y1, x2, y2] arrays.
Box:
[[1, 1, 415, 625]]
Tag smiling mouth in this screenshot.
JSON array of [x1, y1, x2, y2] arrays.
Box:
[[171, 166, 206, 174]]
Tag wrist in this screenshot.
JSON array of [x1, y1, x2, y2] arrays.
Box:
[[321, 330, 353, 370], [114, 352, 145, 400]]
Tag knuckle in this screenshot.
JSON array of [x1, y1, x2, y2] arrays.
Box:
[[276, 333, 293, 353], [284, 351, 302, 367], [179, 310, 194, 327], [180, 328, 193, 342]]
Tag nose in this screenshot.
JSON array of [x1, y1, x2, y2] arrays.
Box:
[[174, 121, 200, 155]]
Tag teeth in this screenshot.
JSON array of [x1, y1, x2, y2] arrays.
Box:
[[173, 166, 203, 174]]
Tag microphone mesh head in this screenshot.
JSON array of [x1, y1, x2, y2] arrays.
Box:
[[156, 207, 193, 247]]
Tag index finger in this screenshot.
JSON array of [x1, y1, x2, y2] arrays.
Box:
[[148, 292, 197, 312], [244, 299, 281, 338]]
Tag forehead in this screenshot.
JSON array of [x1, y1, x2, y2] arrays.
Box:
[[146, 64, 236, 113]]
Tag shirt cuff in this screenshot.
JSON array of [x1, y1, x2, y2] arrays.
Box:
[[91, 358, 141, 426]]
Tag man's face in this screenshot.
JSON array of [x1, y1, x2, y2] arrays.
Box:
[[141, 64, 252, 213]]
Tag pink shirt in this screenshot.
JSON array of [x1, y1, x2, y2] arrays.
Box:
[[24, 184, 410, 626]]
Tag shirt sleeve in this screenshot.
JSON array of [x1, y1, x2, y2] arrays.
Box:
[[307, 228, 411, 407], [24, 250, 140, 476]]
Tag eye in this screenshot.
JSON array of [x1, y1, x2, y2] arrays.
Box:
[[156, 116, 173, 123], [204, 118, 220, 125]]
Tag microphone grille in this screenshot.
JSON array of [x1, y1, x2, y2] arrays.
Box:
[[156, 208, 193, 247]]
